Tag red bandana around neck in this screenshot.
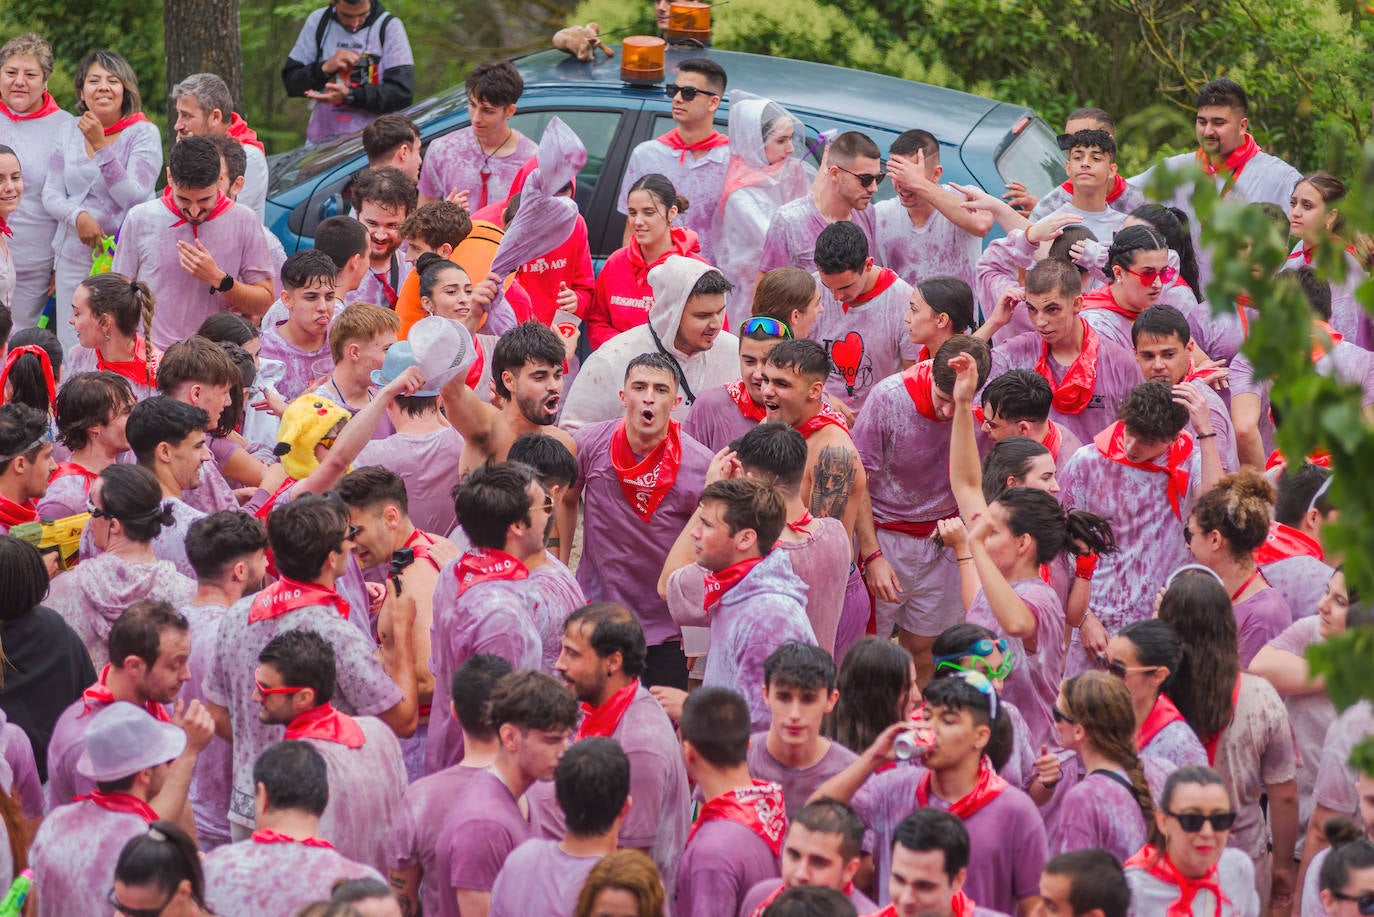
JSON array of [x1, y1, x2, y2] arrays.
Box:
[[0, 493, 38, 529], [1036, 317, 1099, 414], [949, 891, 978, 917], [1311, 321, 1343, 363], [463, 335, 487, 390], [577, 679, 640, 740], [0, 217, 10, 238], [914, 756, 1009, 819], [159, 185, 233, 239], [51, 461, 99, 492], [102, 111, 151, 136], [1137, 693, 1187, 751], [96, 337, 157, 388], [1253, 521, 1324, 566], [610, 419, 682, 522], [1082, 286, 1139, 322], [786, 510, 814, 533], [688, 780, 787, 856], [657, 127, 730, 164], [454, 548, 529, 598], [792, 402, 849, 439], [901, 361, 945, 423], [80, 665, 173, 721], [248, 578, 351, 624], [285, 703, 365, 748], [1042, 422, 1063, 461], [226, 113, 266, 153], [78, 790, 159, 823], [726, 379, 766, 421], [251, 828, 335, 848], [0, 344, 57, 409], [0, 93, 60, 122], [1094, 422, 1193, 520], [1124, 844, 1228, 917], [1059, 173, 1129, 204], [703, 556, 765, 611], [1197, 133, 1260, 197], [842, 268, 899, 314]]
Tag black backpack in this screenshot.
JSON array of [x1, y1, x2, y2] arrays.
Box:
[[313, 4, 395, 64]]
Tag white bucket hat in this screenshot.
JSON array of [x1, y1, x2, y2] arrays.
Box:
[[76, 702, 186, 783], [407, 317, 478, 391]]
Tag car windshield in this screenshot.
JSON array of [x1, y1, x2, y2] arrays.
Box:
[[996, 119, 1065, 198]]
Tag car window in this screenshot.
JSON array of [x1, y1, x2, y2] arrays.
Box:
[[996, 120, 1064, 198]]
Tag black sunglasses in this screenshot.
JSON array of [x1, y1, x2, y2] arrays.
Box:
[[1052, 706, 1075, 725], [665, 83, 718, 102], [1163, 809, 1238, 833], [108, 887, 174, 917], [1330, 890, 1374, 915], [834, 164, 886, 188]]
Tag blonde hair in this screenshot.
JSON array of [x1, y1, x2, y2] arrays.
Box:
[[752, 268, 817, 322], [328, 302, 400, 365], [1062, 672, 1155, 833], [574, 850, 665, 917], [1192, 469, 1275, 558]]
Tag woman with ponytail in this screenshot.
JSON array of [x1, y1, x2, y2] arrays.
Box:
[[1109, 619, 1208, 769], [1078, 224, 1174, 351], [1284, 171, 1369, 347], [1048, 670, 1165, 862], [0, 327, 61, 421], [65, 272, 160, 399]]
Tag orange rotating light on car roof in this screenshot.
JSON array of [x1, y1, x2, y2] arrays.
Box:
[[620, 36, 666, 86], [665, 2, 712, 44]]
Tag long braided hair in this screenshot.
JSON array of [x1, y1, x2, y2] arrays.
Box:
[[1062, 671, 1155, 831]]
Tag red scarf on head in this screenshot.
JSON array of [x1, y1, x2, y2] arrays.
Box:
[[1036, 317, 1099, 414], [577, 680, 639, 740], [0, 92, 60, 122], [1094, 422, 1193, 520], [77, 790, 158, 823], [793, 402, 849, 439], [80, 665, 173, 721], [786, 510, 814, 533], [610, 419, 682, 522], [0, 344, 57, 409], [842, 268, 899, 315], [453, 549, 529, 598], [50, 461, 98, 493], [703, 556, 765, 611], [1124, 844, 1229, 917], [1082, 286, 1139, 322], [1253, 521, 1324, 566], [1059, 173, 1129, 204], [285, 703, 365, 748], [657, 127, 729, 164], [914, 756, 1009, 819], [0, 493, 38, 529], [901, 361, 944, 423], [251, 829, 335, 848], [1137, 693, 1187, 751], [1197, 133, 1261, 197], [727, 379, 766, 421], [248, 578, 351, 624], [1311, 321, 1343, 363], [226, 112, 265, 153], [102, 112, 151, 136], [687, 780, 787, 856], [96, 337, 158, 388], [1043, 422, 1063, 461], [159, 185, 234, 239]]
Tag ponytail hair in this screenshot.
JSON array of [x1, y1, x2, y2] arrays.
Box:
[[1107, 224, 1168, 279], [992, 486, 1116, 564], [1129, 204, 1202, 301], [1192, 469, 1275, 558], [415, 252, 469, 302], [79, 273, 157, 379], [629, 173, 688, 215], [1157, 571, 1238, 743], [1062, 671, 1155, 835], [915, 276, 975, 333]]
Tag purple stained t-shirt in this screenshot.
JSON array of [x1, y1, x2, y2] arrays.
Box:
[[489, 838, 602, 917], [257, 320, 335, 402], [418, 126, 538, 210], [1261, 554, 1332, 621], [1312, 701, 1373, 821], [1214, 674, 1298, 861], [385, 763, 484, 917], [307, 715, 407, 872], [1264, 616, 1336, 833], [618, 137, 730, 266], [1233, 587, 1291, 667], [746, 732, 859, 819], [354, 425, 465, 535], [0, 710, 41, 822], [758, 195, 879, 276], [684, 381, 762, 453], [437, 770, 540, 898], [204, 836, 384, 915], [808, 270, 919, 414], [874, 195, 981, 292], [675, 816, 781, 917], [30, 799, 151, 917], [531, 555, 587, 673], [573, 420, 713, 646], [967, 577, 1066, 750], [1049, 767, 1153, 864], [774, 517, 853, 657], [182, 601, 234, 849], [1142, 718, 1209, 771]]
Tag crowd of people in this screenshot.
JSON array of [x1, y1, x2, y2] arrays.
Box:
[[0, 1, 1372, 915]]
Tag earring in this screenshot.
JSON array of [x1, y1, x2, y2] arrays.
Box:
[[104, 331, 111, 342]]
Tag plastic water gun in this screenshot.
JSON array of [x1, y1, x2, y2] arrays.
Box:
[[10, 512, 90, 571], [0, 868, 34, 917], [90, 235, 117, 275]]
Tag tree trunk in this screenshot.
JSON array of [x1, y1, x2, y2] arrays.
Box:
[[164, 0, 245, 118]]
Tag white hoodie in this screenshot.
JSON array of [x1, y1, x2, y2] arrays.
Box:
[[559, 256, 739, 431]]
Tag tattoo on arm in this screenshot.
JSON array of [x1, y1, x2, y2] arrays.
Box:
[[810, 446, 857, 520]]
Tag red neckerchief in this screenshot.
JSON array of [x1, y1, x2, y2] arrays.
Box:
[[454, 548, 529, 598], [793, 402, 849, 439], [1082, 286, 1138, 322], [465, 335, 486, 390], [251, 828, 335, 849], [842, 268, 899, 315], [1289, 245, 1316, 266], [1235, 293, 1252, 338], [577, 679, 640, 740], [1094, 422, 1193, 520], [226, 113, 266, 153], [96, 337, 158, 388], [949, 891, 978, 917], [1265, 448, 1330, 471], [1039, 562, 1052, 584], [1197, 133, 1260, 198], [687, 780, 787, 856], [80, 665, 173, 721], [404, 528, 442, 571], [1058, 173, 1129, 204], [285, 703, 365, 749], [1184, 361, 1223, 385], [1201, 678, 1242, 765], [0, 492, 38, 528], [0, 344, 56, 408], [1137, 693, 1187, 751], [657, 127, 730, 164], [50, 461, 99, 493], [248, 577, 351, 624], [253, 477, 297, 523], [726, 379, 766, 421], [1124, 844, 1228, 917], [914, 756, 1009, 819], [372, 269, 399, 307], [159, 185, 233, 239], [1043, 422, 1063, 461], [703, 556, 765, 611], [1253, 522, 1324, 566], [0, 92, 60, 122], [102, 112, 151, 136], [786, 510, 814, 533], [1230, 568, 1265, 602], [1036, 317, 1099, 414], [610, 419, 682, 522], [1312, 321, 1343, 363], [901, 361, 944, 423], [0, 217, 10, 238], [76, 790, 158, 823]]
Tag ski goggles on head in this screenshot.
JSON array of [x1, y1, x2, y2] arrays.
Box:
[[933, 638, 1012, 680], [740, 316, 793, 339]]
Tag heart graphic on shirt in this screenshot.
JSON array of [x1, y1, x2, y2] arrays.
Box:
[[829, 332, 864, 395]]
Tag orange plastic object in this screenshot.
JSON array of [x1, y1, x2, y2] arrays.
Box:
[[397, 221, 505, 338], [620, 36, 666, 85], [665, 2, 711, 43]]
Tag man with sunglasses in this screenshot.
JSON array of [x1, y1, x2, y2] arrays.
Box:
[[0, 401, 55, 536], [684, 315, 790, 452], [254, 629, 406, 872], [760, 131, 882, 277], [616, 58, 730, 265]]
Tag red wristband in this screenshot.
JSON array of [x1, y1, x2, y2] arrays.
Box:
[[862, 548, 884, 567], [1075, 553, 1098, 580]]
